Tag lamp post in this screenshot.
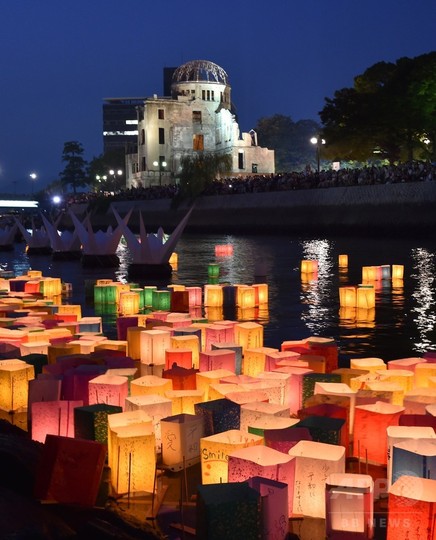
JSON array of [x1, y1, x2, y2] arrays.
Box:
[[30, 172, 37, 197], [109, 169, 123, 189], [310, 136, 326, 174], [153, 160, 167, 186]]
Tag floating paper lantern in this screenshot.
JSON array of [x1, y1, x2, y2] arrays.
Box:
[[338, 254, 348, 268], [387, 476, 436, 540], [332, 368, 370, 386], [140, 329, 171, 366], [185, 286, 202, 307], [203, 285, 223, 307], [0, 359, 35, 411], [151, 289, 171, 311], [356, 285, 376, 309], [295, 414, 346, 447], [299, 353, 326, 373], [362, 266, 380, 282], [391, 264, 404, 280], [196, 483, 261, 540], [170, 334, 200, 369], [243, 347, 277, 377], [200, 429, 263, 484], [200, 349, 236, 372], [253, 283, 268, 305], [162, 364, 197, 390], [204, 324, 231, 350], [195, 397, 240, 436], [248, 476, 289, 540], [160, 413, 204, 468], [314, 381, 356, 434], [325, 473, 374, 539], [130, 375, 172, 398], [301, 260, 318, 274], [339, 286, 357, 307], [236, 285, 256, 309], [235, 322, 263, 353], [392, 439, 436, 488], [353, 401, 405, 465], [88, 374, 129, 409], [196, 369, 235, 401], [165, 389, 204, 415], [415, 363, 436, 388], [274, 366, 313, 414], [378, 369, 414, 395], [119, 291, 140, 316], [215, 244, 233, 256], [239, 401, 290, 433], [264, 426, 312, 454], [165, 348, 192, 370], [265, 350, 300, 371], [208, 263, 220, 280], [74, 403, 122, 443], [125, 394, 172, 450], [350, 357, 386, 373], [212, 342, 242, 374], [228, 445, 295, 516], [78, 316, 102, 334], [289, 440, 346, 518], [403, 388, 436, 414], [34, 434, 106, 507], [31, 400, 82, 442], [126, 326, 145, 361], [302, 372, 342, 408]]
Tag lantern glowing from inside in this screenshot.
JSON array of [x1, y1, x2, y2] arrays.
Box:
[[203, 285, 223, 307], [350, 357, 386, 373], [391, 264, 404, 280], [356, 285, 376, 309], [253, 283, 268, 305], [403, 388, 436, 415], [240, 401, 290, 433], [0, 360, 35, 411], [73, 403, 122, 444], [170, 334, 200, 369], [362, 266, 380, 282], [151, 289, 171, 311], [165, 348, 193, 370], [140, 329, 171, 366], [415, 363, 436, 388], [387, 476, 436, 540], [325, 473, 374, 539], [248, 476, 289, 540], [207, 263, 220, 279], [199, 349, 236, 372], [235, 322, 263, 354], [185, 286, 202, 307], [161, 413, 204, 468], [130, 375, 172, 398], [119, 291, 140, 316], [274, 366, 313, 414], [126, 326, 145, 361], [200, 429, 263, 484], [165, 389, 204, 415], [31, 400, 82, 442], [339, 286, 357, 307], [392, 439, 436, 489], [353, 401, 405, 465], [386, 426, 436, 488], [301, 260, 318, 274], [228, 445, 295, 516], [236, 285, 256, 308], [338, 254, 348, 268], [289, 440, 346, 518], [387, 357, 425, 372], [215, 244, 233, 256], [204, 324, 231, 350], [125, 394, 172, 450], [378, 369, 414, 394], [241, 347, 275, 377], [314, 382, 356, 435], [88, 374, 129, 410]]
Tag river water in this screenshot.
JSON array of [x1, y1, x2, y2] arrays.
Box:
[[3, 232, 436, 364]]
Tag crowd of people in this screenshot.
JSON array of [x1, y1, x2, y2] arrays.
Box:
[[63, 161, 435, 207]]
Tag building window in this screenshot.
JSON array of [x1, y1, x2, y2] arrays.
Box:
[[193, 134, 204, 151], [141, 157, 146, 171], [141, 129, 145, 145], [252, 164, 258, 173], [159, 127, 165, 145], [202, 90, 206, 100], [238, 152, 244, 170], [158, 109, 164, 120], [192, 111, 202, 124], [211, 90, 215, 101]]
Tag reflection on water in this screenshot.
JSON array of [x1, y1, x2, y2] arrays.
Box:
[[1, 234, 436, 361], [411, 247, 436, 353]]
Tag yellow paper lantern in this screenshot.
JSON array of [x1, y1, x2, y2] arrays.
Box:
[[235, 322, 263, 354], [165, 389, 205, 415], [130, 375, 172, 398], [339, 286, 357, 307], [350, 357, 386, 373], [119, 291, 140, 316], [253, 283, 268, 305], [338, 254, 348, 268], [170, 334, 200, 369], [356, 285, 375, 309], [204, 285, 223, 307], [391, 264, 404, 279], [140, 329, 171, 366], [242, 347, 277, 377], [301, 260, 318, 274], [0, 360, 35, 411]]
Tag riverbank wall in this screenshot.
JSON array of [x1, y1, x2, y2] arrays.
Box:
[[66, 181, 436, 237]]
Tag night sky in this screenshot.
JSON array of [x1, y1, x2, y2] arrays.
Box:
[[1, 0, 435, 191]]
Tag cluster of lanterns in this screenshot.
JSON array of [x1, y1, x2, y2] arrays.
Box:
[[0, 256, 435, 540]]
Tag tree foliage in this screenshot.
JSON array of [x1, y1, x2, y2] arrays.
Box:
[[254, 114, 321, 171], [88, 148, 126, 192], [319, 52, 436, 163], [177, 152, 232, 199], [59, 141, 89, 194]]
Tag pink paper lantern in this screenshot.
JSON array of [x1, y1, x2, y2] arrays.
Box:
[[31, 400, 83, 442], [199, 349, 236, 372]]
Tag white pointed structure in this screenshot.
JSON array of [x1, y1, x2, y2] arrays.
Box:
[[40, 214, 82, 260], [69, 209, 132, 267], [14, 217, 51, 255], [113, 206, 193, 278]]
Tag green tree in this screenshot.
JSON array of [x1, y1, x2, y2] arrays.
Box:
[[254, 114, 321, 171], [59, 141, 88, 194], [88, 148, 126, 192], [178, 152, 232, 200]]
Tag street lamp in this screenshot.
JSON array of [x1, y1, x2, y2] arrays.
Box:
[[153, 160, 167, 186], [310, 136, 326, 174], [29, 172, 37, 196]]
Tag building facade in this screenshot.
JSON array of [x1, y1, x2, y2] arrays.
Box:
[[103, 97, 145, 154], [125, 59, 275, 188]]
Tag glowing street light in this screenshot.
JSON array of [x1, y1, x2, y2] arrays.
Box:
[[30, 172, 37, 196], [153, 160, 167, 186], [310, 136, 326, 174]]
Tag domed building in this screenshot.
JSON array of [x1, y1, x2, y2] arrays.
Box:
[[125, 59, 275, 188]]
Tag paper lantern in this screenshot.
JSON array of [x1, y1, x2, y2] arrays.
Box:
[[196, 368, 234, 400], [215, 244, 233, 256], [350, 357, 386, 373], [204, 324, 231, 350], [247, 416, 300, 438], [140, 329, 171, 366], [31, 400, 82, 442], [125, 326, 144, 361], [0, 359, 35, 411], [151, 289, 171, 311], [353, 401, 405, 465], [200, 429, 263, 484], [119, 291, 140, 315], [94, 284, 118, 304], [228, 445, 295, 516], [302, 372, 341, 408], [264, 426, 312, 454], [325, 473, 374, 539], [199, 349, 236, 373], [301, 260, 318, 274], [222, 285, 237, 306], [274, 366, 313, 414], [289, 440, 346, 518], [387, 476, 436, 540], [235, 322, 263, 354], [339, 286, 357, 307], [208, 263, 220, 280], [165, 348, 192, 370], [391, 264, 404, 279], [125, 394, 172, 450], [415, 363, 436, 388], [248, 477, 289, 540], [356, 285, 376, 309], [185, 286, 202, 307], [204, 284, 223, 307], [165, 389, 205, 415], [253, 283, 268, 305], [78, 316, 102, 334], [314, 381, 356, 434], [239, 401, 290, 433], [130, 375, 172, 398], [386, 426, 436, 488], [170, 334, 200, 369], [338, 254, 348, 268], [88, 374, 129, 409], [241, 347, 275, 377], [195, 398, 241, 436], [212, 342, 243, 374], [170, 290, 190, 313], [236, 285, 256, 309], [295, 415, 345, 447], [392, 439, 436, 487], [196, 482, 261, 540], [362, 266, 380, 282], [34, 434, 106, 507], [378, 368, 414, 394], [162, 364, 197, 390], [160, 413, 204, 469], [403, 388, 436, 414], [74, 403, 122, 443]]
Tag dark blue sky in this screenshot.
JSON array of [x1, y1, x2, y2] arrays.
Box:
[[1, 0, 435, 192]]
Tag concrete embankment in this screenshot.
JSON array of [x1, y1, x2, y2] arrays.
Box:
[[67, 181, 436, 237]]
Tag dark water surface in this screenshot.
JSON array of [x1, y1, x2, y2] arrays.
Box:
[[3, 233, 436, 363]]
